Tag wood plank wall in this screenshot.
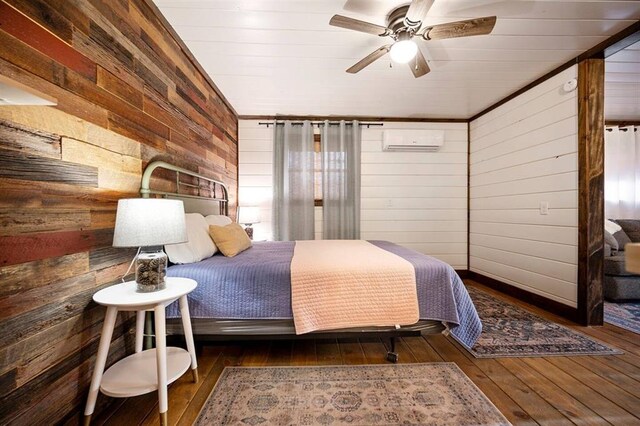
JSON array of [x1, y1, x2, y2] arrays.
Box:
[[0, 0, 238, 424]]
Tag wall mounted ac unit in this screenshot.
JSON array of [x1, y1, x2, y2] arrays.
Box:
[[382, 129, 444, 152]]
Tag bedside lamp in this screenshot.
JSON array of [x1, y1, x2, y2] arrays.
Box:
[[238, 206, 260, 240], [113, 198, 187, 292]]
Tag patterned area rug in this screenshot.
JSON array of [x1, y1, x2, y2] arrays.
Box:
[[605, 302, 640, 334], [458, 287, 622, 358], [196, 364, 510, 426]]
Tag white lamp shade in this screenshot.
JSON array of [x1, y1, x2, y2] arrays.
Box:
[[238, 206, 260, 224], [113, 198, 188, 247]]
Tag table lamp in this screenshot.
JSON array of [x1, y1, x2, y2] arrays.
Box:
[[113, 198, 188, 292], [238, 206, 260, 240]]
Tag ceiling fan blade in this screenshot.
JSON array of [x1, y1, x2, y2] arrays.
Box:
[[330, 14, 390, 36], [409, 49, 430, 78], [343, 0, 400, 17], [347, 45, 391, 74], [422, 16, 497, 40], [404, 0, 435, 28]]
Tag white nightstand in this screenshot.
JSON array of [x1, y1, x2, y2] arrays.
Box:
[[83, 277, 198, 426]]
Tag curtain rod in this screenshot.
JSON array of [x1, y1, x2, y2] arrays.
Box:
[[606, 127, 637, 132], [258, 121, 383, 128]]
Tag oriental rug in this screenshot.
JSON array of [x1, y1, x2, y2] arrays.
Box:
[[459, 287, 622, 358], [605, 301, 640, 334], [196, 363, 510, 425]]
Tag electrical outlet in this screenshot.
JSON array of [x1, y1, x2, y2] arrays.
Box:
[[540, 201, 549, 215]]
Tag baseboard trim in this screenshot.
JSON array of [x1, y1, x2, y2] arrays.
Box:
[[467, 271, 579, 323], [455, 269, 470, 279]]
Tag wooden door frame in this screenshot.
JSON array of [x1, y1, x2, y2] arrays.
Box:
[[577, 57, 605, 326]]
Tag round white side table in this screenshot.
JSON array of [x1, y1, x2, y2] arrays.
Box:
[[83, 277, 198, 426]]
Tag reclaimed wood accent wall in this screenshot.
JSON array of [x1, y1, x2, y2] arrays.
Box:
[[577, 57, 605, 326], [0, 0, 238, 423]]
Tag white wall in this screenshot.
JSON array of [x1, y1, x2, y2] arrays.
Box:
[[238, 120, 468, 269], [469, 66, 579, 307], [237, 120, 274, 241], [360, 122, 468, 269]]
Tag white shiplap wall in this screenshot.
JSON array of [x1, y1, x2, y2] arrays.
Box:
[[360, 122, 468, 269], [238, 120, 468, 269], [237, 121, 275, 241], [469, 66, 579, 307]]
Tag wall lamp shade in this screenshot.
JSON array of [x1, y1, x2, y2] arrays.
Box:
[[113, 198, 187, 292], [113, 198, 188, 247]]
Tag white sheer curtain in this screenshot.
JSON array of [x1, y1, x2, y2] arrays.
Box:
[[605, 125, 640, 219], [321, 120, 361, 239], [272, 121, 315, 241]]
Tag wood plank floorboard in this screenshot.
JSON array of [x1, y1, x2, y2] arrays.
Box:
[[601, 323, 640, 345], [497, 358, 607, 426], [545, 357, 640, 418], [576, 356, 640, 399], [99, 280, 640, 425], [314, 338, 342, 365], [290, 339, 316, 366], [446, 337, 574, 426], [265, 339, 293, 366], [359, 338, 389, 364], [521, 358, 639, 426], [240, 341, 272, 366], [381, 335, 418, 363], [338, 338, 367, 365], [402, 336, 445, 362], [594, 355, 640, 381]]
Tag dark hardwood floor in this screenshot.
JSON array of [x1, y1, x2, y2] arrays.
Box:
[[88, 280, 640, 426]]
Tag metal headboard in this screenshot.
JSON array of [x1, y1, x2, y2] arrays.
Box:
[[140, 160, 229, 216]]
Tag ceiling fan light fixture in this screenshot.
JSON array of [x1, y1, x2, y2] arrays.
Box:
[[389, 39, 418, 64]]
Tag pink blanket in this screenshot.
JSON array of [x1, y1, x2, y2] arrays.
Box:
[[291, 240, 420, 334]]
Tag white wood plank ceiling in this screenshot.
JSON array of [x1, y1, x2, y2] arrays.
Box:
[[606, 40, 640, 121], [153, 0, 640, 118]]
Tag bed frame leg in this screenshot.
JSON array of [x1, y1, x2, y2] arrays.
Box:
[[386, 337, 399, 363]]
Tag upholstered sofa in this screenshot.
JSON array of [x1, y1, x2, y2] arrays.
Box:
[[604, 219, 640, 301]]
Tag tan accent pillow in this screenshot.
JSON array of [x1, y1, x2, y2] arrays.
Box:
[[208, 223, 252, 257]]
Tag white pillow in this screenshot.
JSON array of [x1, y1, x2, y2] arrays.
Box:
[[165, 213, 216, 264], [605, 219, 622, 235], [205, 215, 233, 227]]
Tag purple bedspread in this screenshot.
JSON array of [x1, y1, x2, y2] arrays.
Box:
[[166, 241, 481, 347]]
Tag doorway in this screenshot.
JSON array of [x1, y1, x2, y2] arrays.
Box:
[[602, 39, 640, 333]]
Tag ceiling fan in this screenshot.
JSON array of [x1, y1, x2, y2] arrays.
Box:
[[330, 0, 497, 78]]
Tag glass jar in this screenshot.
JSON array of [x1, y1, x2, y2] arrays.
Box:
[[135, 247, 167, 292]]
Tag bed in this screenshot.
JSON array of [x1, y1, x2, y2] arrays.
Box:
[[140, 161, 482, 361]]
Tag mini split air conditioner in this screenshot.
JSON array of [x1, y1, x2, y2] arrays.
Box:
[[382, 129, 444, 152]]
